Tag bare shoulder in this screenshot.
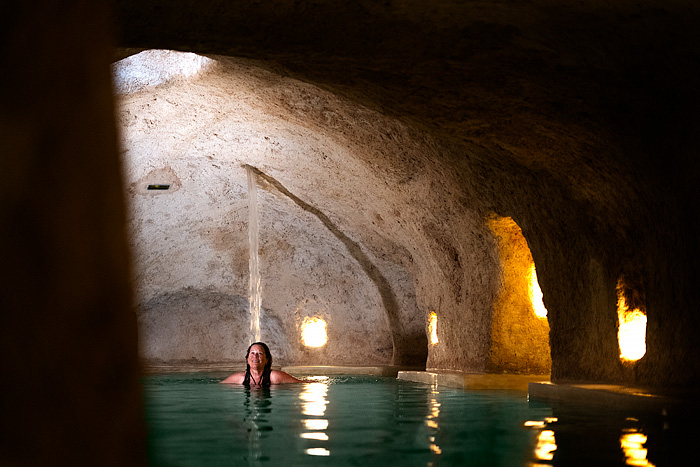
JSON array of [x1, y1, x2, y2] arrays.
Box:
[[270, 370, 302, 384], [219, 372, 245, 384]]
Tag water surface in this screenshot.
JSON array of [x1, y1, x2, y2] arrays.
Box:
[[143, 373, 687, 466]]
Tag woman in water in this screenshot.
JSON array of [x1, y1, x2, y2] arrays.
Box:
[[220, 342, 301, 386]]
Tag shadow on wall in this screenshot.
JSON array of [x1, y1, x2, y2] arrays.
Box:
[[137, 288, 291, 367]]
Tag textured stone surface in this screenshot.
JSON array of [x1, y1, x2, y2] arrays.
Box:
[[116, 53, 498, 368], [110, 0, 700, 387]]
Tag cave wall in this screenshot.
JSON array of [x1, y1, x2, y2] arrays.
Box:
[[116, 52, 508, 369], [4, 1, 700, 465], [112, 0, 700, 387]]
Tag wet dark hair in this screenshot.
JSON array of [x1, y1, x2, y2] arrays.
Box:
[[243, 342, 273, 387]]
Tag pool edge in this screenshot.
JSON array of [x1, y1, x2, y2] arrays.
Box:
[[397, 370, 549, 390], [528, 381, 700, 415], [283, 365, 423, 377]]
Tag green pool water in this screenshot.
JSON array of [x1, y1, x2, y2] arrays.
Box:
[[143, 373, 687, 466]]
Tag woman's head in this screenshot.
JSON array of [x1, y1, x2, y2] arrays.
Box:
[[246, 342, 272, 373]]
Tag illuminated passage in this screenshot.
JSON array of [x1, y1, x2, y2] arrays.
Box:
[[485, 214, 551, 374], [616, 276, 647, 362], [428, 311, 438, 345]]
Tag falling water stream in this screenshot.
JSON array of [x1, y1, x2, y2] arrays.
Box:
[[247, 166, 262, 344]]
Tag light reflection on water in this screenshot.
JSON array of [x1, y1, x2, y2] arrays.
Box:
[[143, 373, 692, 466], [522, 406, 686, 467], [620, 430, 654, 467], [299, 377, 330, 457], [426, 383, 443, 465], [533, 429, 557, 462], [524, 417, 558, 463]]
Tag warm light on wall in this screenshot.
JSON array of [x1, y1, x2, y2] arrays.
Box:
[[301, 317, 328, 347], [617, 290, 647, 362], [529, 265, 548, 319], [428, 311, 439, 345], [485, 214, 551, 374], [617, 296, 647, 362]]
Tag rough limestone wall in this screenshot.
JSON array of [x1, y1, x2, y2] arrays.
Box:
[[116, 52, 509, 370], [112, 0, 700, 387], [119, 54, 414, 366], [1, 1, 147, 465], [117, 53, 391, 366]]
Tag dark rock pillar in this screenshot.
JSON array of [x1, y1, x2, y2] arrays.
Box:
[[1, 1, 147, 465]]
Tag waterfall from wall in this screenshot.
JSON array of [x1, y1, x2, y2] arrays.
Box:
[[247, 166, 262, 344]]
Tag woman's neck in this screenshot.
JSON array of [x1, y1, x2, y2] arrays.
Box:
[[249, 367, 265, 385]]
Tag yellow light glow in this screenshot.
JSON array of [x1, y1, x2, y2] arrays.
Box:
[[620, 431, 655, 466], [529, 265, 548, 319], [301, 317, 328, 347], [524, 420, 547, 428], [300, 382, 329, 416], [426, 387, 442, 459], [303, 419, 328, 430], [428, 311, 439, 345], [301, 432, 329, 441], [617, 284, 647, 362], [305, 375, 330, 382], [524, 417, 557, 429], [534, 429, 557, 461], [305, 448, 330, 456], [299, 380, 330, 448]]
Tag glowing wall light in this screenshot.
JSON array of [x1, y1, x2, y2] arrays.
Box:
[[428, 311, 439, 345], [301, 317, 328, 347], [617, 279, 647, 362], [529, 265, 548, 319]]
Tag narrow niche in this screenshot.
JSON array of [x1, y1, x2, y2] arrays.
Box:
[[294, 298, 330, 363], [616, 274, 647, 363], [486, 215, 551, 375]]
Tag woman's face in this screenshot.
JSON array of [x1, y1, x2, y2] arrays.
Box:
[[247, 344, 268, 368]]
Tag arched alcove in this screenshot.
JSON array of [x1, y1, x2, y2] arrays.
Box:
[[486, 215, 551, 375]]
